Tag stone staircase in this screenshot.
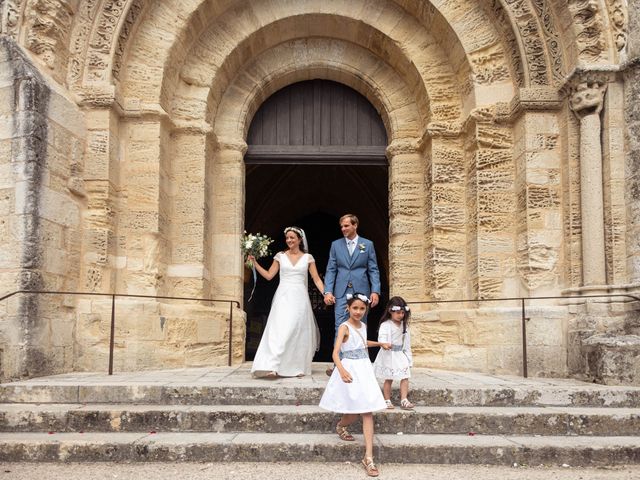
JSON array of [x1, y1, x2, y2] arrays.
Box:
[[0, 365, 639, 465]]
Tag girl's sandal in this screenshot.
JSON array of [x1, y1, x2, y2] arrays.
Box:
[[385, 399, 395, 409], [362, 457, 380, 477], [400, 398, 415, 410], [335, 423, 355, 441]]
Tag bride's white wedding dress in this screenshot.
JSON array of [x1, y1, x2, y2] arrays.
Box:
[[251, 252, 320, 377]]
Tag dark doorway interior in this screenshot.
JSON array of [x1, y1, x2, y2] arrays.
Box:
[[244, 164, 389, 361], [243, 79, 389, 362]]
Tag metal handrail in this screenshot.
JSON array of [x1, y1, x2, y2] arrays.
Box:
[[0, 290, 240, 374], [406, 293, 640, 378], [2, 290, 639, 379]]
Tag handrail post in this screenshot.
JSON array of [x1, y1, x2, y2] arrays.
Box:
[[228, 301, 233, 367], [521, 297, 528, 378], [108, 294, 116, 375]]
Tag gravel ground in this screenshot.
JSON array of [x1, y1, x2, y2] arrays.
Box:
[[2, 462, 640, 480]]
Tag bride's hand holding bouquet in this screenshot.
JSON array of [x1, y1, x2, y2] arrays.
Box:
[[242, 232, 274, 301], [242, 232, 274, 269]]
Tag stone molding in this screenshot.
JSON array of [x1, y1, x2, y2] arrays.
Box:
[[76, 85, 116, 108], [425, 121, 463, 139], [567, 0, 608, 62], [502, 0, 551, 85], [506, 87, 563, 121], [215, 137, 248, 155], [0, 0, 20, 37], [606, 0, 628, 53], [385, 139, 423, 157]]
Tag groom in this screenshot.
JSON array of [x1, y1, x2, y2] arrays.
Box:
[[324, 214, 381, 374]]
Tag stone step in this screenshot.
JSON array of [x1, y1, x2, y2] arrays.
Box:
[[2, 404, 639, 436], [2, 383, 640, 407], [0, 432, 638, 466]]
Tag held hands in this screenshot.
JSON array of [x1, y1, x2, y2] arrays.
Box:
[[370, 292, 379, 307], [380, 343, 392, 350], [324, 292, 375, 306]]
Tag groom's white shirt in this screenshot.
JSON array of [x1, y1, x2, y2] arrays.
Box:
[[345, 235, 359, 255]]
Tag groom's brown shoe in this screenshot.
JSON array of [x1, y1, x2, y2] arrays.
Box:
[[325, 366, 334, 376]]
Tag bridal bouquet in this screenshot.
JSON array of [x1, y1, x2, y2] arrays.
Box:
[[242, 232, 273, 302], [241, 232, 274, 269]]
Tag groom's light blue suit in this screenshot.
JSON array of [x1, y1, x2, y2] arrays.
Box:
[[324, 236, 381, 335]]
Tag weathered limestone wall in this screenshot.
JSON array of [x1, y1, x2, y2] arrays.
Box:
[[411, 304, 568, 376], [0, 38, 84, 380], [626, 2, 640, 284], [73, 119, 244, 373]]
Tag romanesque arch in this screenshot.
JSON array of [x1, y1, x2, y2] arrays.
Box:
[[0, 0, 635, 382]]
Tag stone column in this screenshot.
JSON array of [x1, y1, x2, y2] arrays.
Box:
[[427, 128, 467, 300], [386, 139, 426, 299], [210, 137, 247, 302], [510, 89, 563, 295], [464, 111, 517, 299], [167, 129, 209, 297], [209, 136, 246, 365], [119, 115, 170, 296], [570, 79, 608, 286]]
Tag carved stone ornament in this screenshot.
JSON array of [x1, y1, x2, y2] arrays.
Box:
[[569, 80, 607, 118], [385, 138, 422, 157], [25, 0, 74, 70], [606, 0, 628, 52], [568, 0, 606, 62], [1, 0, 20, 37]]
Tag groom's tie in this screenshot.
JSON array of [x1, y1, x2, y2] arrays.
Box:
[[348, 240, 355, 256]]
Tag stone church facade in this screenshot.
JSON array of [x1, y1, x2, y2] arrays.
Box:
[[1, 0, 639, 384]]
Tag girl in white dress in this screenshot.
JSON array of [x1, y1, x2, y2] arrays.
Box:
[[319, 293, 391, 477], [373, 296, 414, 410], [248, 227, 324, 378]]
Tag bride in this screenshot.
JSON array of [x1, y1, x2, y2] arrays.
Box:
[[248, 226, 324, 378]]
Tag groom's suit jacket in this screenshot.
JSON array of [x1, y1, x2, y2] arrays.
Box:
[[324, 236, 381, 298]]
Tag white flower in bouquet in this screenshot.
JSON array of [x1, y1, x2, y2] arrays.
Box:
[[241, 232, 274, 268]]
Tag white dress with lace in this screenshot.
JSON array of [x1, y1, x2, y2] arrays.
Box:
[[251, 252, 320, 377], [373, 320, 413, 380]]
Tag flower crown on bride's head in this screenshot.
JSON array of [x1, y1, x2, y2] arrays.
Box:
[[284, 226, 303, 237]]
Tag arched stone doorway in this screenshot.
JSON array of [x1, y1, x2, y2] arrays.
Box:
[[244, 80, 389, 361]]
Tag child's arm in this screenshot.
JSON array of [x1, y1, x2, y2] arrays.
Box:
[[372, 321, 391, 350], [404, 328, 413, 366], [377, 321, 389, 343], [368, 339, 391, 350], [333, 324, 353, 383]]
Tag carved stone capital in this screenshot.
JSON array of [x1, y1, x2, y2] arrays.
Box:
[[76, 85, 116, 108], [507, 88, 563, 120], [216, 136, 248, 154], [385, 138, 422, 157], [569, 78, 608, 118], [424, 122, 463, 139]]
